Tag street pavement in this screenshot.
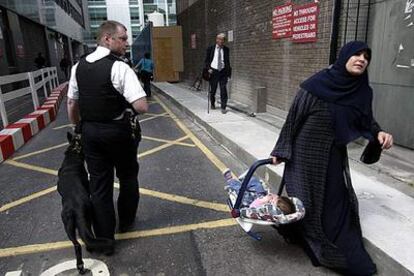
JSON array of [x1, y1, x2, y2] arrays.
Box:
[[0, 93, 337, 275]]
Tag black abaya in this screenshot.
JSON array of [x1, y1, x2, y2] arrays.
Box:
[[271, 89, 379, 275]]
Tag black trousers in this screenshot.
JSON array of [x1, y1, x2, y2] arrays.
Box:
[[140, 71, 152, 97], [82, 119, 139, 240], [209, 69, 228, 109]]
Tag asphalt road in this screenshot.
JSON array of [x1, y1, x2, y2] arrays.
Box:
[[0, 92, 337, 276]]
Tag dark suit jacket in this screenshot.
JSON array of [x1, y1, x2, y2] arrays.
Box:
[[204, 45, 232, 78]]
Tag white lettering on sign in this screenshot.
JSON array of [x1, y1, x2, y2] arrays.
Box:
[[293, 17, 307, 24], [298, 6, 318, 15], [293, 25, 310, 32], [292, 3, 319, 43], [292, 32, 317, 39], [273, 5, 292, 16], [272, 3, 293, 39]]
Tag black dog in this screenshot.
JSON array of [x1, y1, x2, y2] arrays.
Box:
[[57, 132, 113, 274]]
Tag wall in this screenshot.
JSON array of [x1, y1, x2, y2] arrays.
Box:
[[177, 0, 413, 148], [178, 0, 334, 112], [367, 0, 414, 148]]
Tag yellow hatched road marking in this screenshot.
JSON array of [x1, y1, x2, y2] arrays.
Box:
[[0, 186, 57, 213], [11, 134, 193, 162], [139, 112, 169, 123], [113, 183, 228, 213], [140, 187, 228, 212], [138, 135, 191, 158], [53, 124, 73, 130], [142, 135, 194, 147], [4, 160, 58, 176], [0, 162, 228, 214], [145, 112, 169, 117], [0, 218, 236, 258], [12, 142, 68, 161], [0, 95, 237, 258], [154, 95, 228, 172]]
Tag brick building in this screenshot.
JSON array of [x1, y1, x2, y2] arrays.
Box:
[[176, 0, 414, 149]]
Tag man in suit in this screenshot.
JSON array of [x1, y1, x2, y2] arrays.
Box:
[[204, 33, 232, 114]]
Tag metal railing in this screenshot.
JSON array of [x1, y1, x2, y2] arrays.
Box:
[[0, 67, 59, 127]]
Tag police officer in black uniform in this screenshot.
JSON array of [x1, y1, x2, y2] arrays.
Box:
[[67, 21, 148, 253]]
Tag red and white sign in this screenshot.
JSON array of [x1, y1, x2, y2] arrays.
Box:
[[292, 3, 319, 43], [191, 34, 197, 49], [272, 3, 293, 39]]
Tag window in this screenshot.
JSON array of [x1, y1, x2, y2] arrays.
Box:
[[89, 7, 107, 21], [130, 7, 140, 20]]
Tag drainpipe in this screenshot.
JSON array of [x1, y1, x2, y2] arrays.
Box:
[[329, 0, 342, 64]]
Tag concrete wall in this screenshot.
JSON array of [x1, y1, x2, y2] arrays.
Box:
[[177, 0, 334, 112], [367, 0, 414, 149]]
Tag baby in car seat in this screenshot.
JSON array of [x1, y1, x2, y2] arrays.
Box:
[[223, 168, 295, 220]]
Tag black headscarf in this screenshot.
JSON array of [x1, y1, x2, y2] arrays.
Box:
[[300, 41, 374, 145]]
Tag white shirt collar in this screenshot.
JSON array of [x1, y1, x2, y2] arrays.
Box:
[[86, 46, 111, 63]]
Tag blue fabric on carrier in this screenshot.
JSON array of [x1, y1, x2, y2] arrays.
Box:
[[225, 177, 267, 207]]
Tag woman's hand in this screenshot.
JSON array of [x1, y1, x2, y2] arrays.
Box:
[[270, 156, 282, 165], [378, 131, 393, 150]]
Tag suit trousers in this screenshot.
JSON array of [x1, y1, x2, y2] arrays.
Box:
[[140, 71, 152, 97], [82, 119, 139, 240], [209, 69, 228, 109]]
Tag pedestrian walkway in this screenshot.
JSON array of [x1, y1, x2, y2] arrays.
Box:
[[153, 81, 414, 276]]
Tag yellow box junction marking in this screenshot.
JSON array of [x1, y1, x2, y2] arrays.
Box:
[[0, 186, 57, 213], [153, 95, 229, 173], [53, 124, 74, 130], [138, 135, 192, 158], [0, 95, 239, 258], [0, 218, 236, 258], [4, 160, 58, 176], [113, 183, 228, 213], [1, 162, 229, 214], [142, 136, 194, 147], [139, 112, 170, 123], [10, 135, 193, 163], [12, 142, 68, 161]]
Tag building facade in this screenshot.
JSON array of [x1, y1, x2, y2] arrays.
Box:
[[0, 0, 89, 77], [177, 0, 414, 149], [85, 0, 177, 49]]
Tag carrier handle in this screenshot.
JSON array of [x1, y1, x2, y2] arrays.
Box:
[[232, 158, 273, 213]]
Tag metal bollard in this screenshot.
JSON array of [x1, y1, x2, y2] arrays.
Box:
[[251, 86, 267, 114]]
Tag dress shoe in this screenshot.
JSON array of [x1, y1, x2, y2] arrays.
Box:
[[118, 220, 135, 233]]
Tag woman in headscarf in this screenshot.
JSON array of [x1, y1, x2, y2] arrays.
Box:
[[270, 41, 393, 275]]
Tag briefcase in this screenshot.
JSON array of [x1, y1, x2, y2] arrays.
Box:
[[202, 68, 211, 81]]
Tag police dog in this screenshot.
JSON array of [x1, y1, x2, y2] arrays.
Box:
[[58, 132, 112, 274]]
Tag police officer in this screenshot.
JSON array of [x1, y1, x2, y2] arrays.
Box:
[[67, 20, 148, 253]]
